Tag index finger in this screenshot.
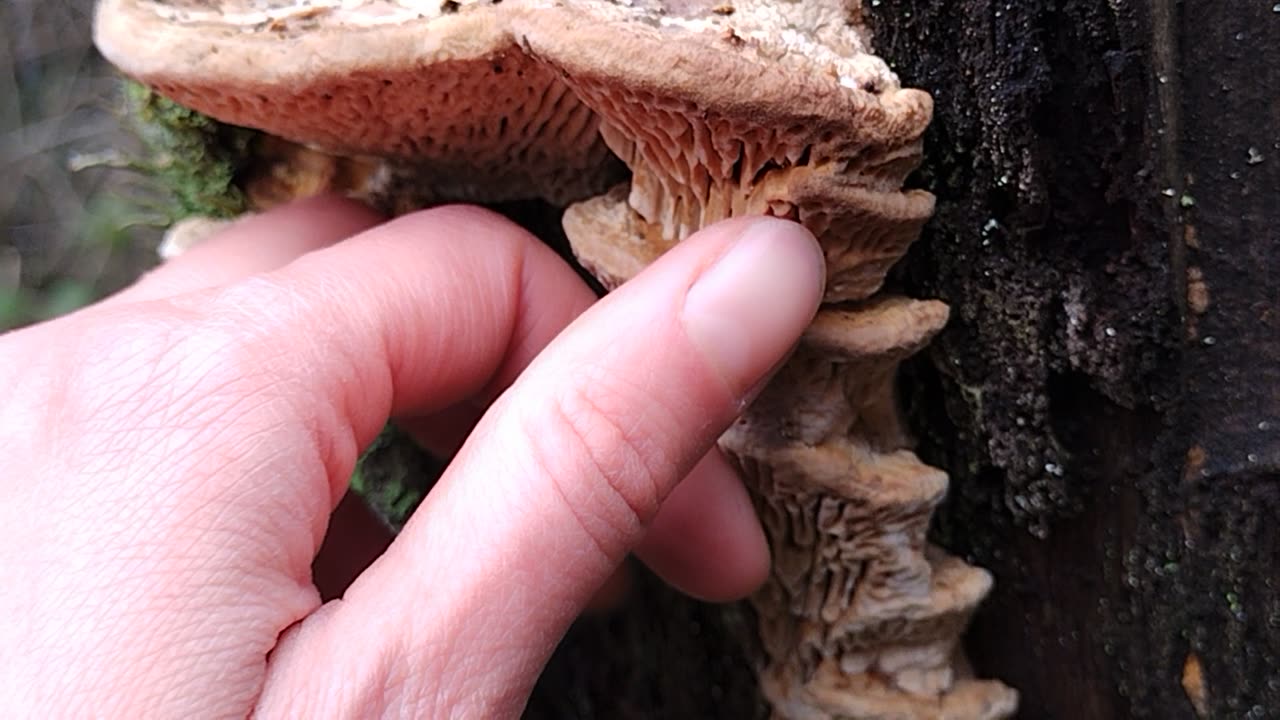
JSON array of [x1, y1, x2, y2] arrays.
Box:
[[101, 195, 384, 307]]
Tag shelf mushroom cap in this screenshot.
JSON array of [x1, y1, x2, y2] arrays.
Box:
[[514, 0, 936, 301], [513, 0, 934, 174], [93, 0, 623, 204]]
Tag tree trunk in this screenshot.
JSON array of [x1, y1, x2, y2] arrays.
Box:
[[524, 2, 1280, 718]]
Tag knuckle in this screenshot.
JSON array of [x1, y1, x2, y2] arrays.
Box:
[[522, 373, 668, 558], [81, 305, 263, 408], [55, 300, 300, 471]]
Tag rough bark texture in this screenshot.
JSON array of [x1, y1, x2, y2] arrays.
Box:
[[522, 2, 1280, 718]]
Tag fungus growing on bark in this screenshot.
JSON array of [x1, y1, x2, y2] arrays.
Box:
[[94, 0, 623, 204], [95, 1, 1017, 717], [534, 5, 1016, 711], [721, 299, 1017, 719], [517, 0, 936, 302]]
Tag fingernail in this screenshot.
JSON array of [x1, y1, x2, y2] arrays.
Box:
[[682, 218, 825, 395]]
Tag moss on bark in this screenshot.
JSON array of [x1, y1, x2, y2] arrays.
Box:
[[121, 81, 254, 219]]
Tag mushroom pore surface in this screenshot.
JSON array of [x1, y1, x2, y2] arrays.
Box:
[[94, 0, 624, 204], [518, 0, 935, 302]]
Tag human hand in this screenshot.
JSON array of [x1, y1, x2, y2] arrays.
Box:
[[0, 197, 824, 716]]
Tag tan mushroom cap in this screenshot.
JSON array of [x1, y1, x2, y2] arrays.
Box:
[[519, 0, 936, 301], [803, 297, 951, 362], [93, 0, 623, 204], [566, 179, 935, 302], [733, 440, 1016, 718], [727, 298, 949, 450], [561, 184, 671, 289], [773, 656, 1020, 720]]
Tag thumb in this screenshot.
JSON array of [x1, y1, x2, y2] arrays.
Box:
[[258, 217, 824, 716]]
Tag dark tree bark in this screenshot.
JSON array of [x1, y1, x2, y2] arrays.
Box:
[[522, 2, 1280, 718]]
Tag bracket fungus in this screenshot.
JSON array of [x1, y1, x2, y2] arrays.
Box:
[[95, 0, 1018, 717], [95, 0, 624, 205]]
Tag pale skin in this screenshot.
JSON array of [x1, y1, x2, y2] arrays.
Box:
[[0, 197, 825, 717]]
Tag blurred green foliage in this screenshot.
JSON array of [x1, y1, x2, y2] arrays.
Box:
[[1, 0, 263, 331], [0, 277, 94, 328], [2, 0, 162, 329]]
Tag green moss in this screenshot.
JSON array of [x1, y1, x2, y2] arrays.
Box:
[[121, 81, 255, 219], [351, 424, 445, 531]]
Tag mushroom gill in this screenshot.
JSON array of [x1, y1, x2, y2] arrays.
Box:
[[515, 0, 936, 302], [94, 0, 1018, 717]]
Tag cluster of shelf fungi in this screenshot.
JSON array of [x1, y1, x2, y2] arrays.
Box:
[[95, 0, 1019, 716]]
